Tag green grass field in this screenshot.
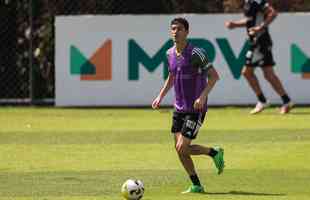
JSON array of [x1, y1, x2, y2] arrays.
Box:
[[0, 107, 310, 200]]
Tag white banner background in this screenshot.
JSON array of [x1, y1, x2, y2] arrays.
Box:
[[55, 14, 310, 106]]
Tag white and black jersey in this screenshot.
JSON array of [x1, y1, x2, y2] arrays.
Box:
[[244, 0, 269, 29], [243, 0, 275, 67], [243, 0, 271, 43]]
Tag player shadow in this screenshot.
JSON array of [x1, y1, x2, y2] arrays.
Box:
[[204, 190, 286, 196]]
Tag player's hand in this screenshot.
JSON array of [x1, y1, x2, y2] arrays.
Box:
[[152, 96, 162, 109], [194, 95, 207, 111], [225, 21, 235, 29], [248, 25, 262, 36]]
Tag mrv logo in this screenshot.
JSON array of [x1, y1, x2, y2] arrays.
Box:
[[70, 38, 249, 81], [70, 40, 112, 81], [70, 39, 310, 81], [129, 38, 250, 80], [291, 44, 310, 79]]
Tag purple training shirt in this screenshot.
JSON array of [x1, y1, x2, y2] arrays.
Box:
[[167, 43, 213, 113]]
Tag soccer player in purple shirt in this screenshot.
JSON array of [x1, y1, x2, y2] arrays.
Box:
[[152, 17, 224, 194], [225, 0, 293, 114]]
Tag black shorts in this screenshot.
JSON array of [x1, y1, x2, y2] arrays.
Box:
[[171, 111, 206, 139], [246, 32, 275, 67]]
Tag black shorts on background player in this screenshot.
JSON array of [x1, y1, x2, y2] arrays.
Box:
[[246, 32, 275, 67]]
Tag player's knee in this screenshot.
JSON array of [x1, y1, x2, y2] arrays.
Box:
[[263, 72, 276, 82], [175, 143, 189, 156], [175, 144, 183, 154], [242, 68, 253, 78], [175, 144, 179, 152]]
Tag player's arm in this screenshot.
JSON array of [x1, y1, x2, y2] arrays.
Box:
[[200, 67, 220, 98], [249, 2, 278, 35], [194, 66, 220, 111], [152, 73, 174, 109], [191, 48, 220, 111], [225, 18, 248, 29], [157, 73, 174, 99], [259, 3, 277, 29]]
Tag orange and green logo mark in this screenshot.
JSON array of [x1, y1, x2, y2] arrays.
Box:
[[291, 44, 310, 79], [70, 40, 112, 80]]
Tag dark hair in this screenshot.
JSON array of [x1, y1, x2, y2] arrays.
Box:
[[170, 17, 189, 31]]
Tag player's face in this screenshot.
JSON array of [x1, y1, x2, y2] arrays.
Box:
[[170, 23, 188, 43]]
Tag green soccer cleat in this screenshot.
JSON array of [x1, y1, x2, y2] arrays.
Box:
[[212, 147, 225, 175], [181, 185, 205, 194]]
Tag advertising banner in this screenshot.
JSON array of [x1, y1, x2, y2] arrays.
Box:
[[55, 14, 310, 106]]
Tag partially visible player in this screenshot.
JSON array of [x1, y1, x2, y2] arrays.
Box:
[[225, 0, 293, 114], [152, 17, 224, 194]]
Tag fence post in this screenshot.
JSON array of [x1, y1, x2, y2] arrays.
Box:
[[29, 0, 34, 104]]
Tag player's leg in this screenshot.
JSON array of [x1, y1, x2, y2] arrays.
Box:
[[174, 133, 196, 177], [262, 66, 286, 96], [174, 133, 205, 193], [189, 145, 225, 174], [179, 113, 224, 177], [242, 66, 268, 114], [182, 112, 224, 175], [242, 66, 263, 96], [189, 144, 214, 155], [171, 112, 203, 192], [260, 44, 293, 114], [171, 112, 204, 193], [262, 66, 293, 113], [174, 136, 223, 176]]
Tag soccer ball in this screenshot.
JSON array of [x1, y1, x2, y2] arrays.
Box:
[[121, 179, 144, 200]]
